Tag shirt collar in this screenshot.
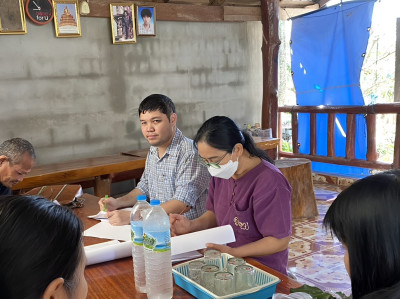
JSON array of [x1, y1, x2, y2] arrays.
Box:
[[149, 128, 183, 158]]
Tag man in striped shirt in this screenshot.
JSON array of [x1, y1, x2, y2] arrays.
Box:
[[99, 94, 210, 225]]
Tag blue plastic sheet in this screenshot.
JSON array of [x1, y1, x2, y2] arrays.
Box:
[[290, 0, 376, 177]]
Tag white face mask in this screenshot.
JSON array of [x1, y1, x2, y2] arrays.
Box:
[[207, 158, 238, 179]]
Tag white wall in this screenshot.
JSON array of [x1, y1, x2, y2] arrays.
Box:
[[0, 18, 263, 164]]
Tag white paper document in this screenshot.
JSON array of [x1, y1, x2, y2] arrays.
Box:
[[171, 225, 235, 256], [85, 240, 131, 266], [83, 225, 235, 266], [84, 222, 131, 241]]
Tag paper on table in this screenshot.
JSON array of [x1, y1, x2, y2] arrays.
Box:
[[84, 222, 131, 241], [83, 225, 235, 265], [171, 225, 235, 256], [172, 251, 203, 263], [88, 207, 132, 222], [85, 240, 202, 265], [85, 240, 131, 266]]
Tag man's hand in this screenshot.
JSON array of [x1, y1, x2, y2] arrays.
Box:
[[107, 210, 131, 226], [169, 214, 192, 236], [98, 196, 119, 212]]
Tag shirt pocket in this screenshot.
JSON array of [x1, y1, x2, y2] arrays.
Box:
[[231, 203, 260, 240]]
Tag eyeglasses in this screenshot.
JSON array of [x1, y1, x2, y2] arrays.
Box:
[[199, 152, 229, 169]]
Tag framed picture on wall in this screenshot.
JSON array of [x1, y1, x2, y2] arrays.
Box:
[[110, 3, 136, 44], [0, 0, 27, 35], [53, 0, 81, 37], [136, 5, 156, 37]]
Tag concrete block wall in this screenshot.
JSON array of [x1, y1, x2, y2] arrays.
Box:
[[0, 17, 263, 164]]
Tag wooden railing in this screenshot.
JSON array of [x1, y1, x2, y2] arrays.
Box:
[[277, 103, 400, 170]]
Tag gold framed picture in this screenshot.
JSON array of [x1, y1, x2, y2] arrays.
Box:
[[53, 0, 81, 37], [110, 3, 136, 44], [0, 0, 27, 35], [136, 5, 156, 37]]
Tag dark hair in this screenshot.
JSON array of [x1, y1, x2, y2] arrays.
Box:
[[0, 138, 36, 164], [0, 195, 83, 298], [323, 170, 400, 299], [141, 8, 152, 19], [194, 116, 273, 164], [138, 94, 176, 119]]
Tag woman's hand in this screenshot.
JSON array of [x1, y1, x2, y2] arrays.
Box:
[[206, 243, 237, 256]]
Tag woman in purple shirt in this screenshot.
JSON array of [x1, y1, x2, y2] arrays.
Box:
[[170, 116, 292, 275]]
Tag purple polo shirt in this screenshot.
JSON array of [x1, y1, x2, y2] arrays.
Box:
[[206, 159, 292, 275]]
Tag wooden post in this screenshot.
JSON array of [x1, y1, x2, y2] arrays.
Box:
[[310, 113, 316, 155], [291, 112, 299, 153], [346, 114, 356, 160], [327, 113, 335, 157], [366, 114, 378, 161], [394, 114, 400, 168], [94, 175, 112, 198], [260, 0, 280, 137]]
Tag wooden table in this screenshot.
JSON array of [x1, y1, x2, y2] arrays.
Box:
[[12, 139, 279, 198], [78, 194, 301, 298], [12, 149, 149, 197]]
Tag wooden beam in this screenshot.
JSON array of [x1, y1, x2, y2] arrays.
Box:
[[279, 0, 315, 8], [224, 0, 261, 6], [223, 6, 261, 21], [279, 103, 400, 114], [261, 0, 280, 136], [87, 1, 224, 22], [279, 152, 393, 170], [279, 6, 318, 20], [209, 0, 226, 6]]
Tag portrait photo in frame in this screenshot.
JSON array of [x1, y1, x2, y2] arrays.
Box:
[[110, 4, 136, 44], [0, 0, 27, 35], [136, 5, 156, 37], [53, 0, 81, 37]]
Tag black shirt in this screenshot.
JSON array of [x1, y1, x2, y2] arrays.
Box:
[[0, 183, 11, 196]]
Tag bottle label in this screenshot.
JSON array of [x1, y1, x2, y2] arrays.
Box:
[[143, 231, 171, 252], [131, 221, 144, 246]]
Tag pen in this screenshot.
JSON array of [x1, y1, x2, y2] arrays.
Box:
[[103, 195, 108, 212], [171, 205, 191, 225]]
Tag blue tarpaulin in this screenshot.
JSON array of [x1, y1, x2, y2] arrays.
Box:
[[290, 0, 376, 177]]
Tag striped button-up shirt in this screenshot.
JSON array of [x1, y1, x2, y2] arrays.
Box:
[[136, 128, 210, 219]]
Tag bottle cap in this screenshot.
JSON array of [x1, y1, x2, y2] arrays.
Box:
[[150, 199, 160, 206], [137, 195, 147, 201]]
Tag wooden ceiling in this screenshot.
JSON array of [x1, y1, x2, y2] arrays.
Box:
[[85, 0, 321, 22]]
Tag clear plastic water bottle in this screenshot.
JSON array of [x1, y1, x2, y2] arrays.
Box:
[[130, 195, 151, 293], [143, 199, 173, 299]]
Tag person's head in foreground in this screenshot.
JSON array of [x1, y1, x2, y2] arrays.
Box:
[[0, 195, 87, 299], [323, 170, 400, 299], [0, 137, 36, 188], [138, 94, 177, 149], [193, 115, 273, 179]]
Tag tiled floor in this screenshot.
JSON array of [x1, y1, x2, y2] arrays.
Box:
[[287, 182, 352, 296]]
